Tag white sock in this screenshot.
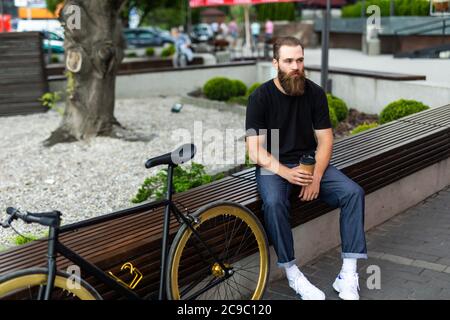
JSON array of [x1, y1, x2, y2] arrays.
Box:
[[341, 258, 357, 274], [284, 264, 302, 282]]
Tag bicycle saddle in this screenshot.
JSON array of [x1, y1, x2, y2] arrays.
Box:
[[145, 143, 197, 169]]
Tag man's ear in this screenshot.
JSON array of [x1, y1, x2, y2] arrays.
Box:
[[272, 58, 278, 70]]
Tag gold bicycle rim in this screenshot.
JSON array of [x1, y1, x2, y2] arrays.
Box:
[[0, 274, 97, 300], [170, 204, 269, 300]]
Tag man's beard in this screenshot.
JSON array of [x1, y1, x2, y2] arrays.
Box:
[[278, 68, 306, 96]]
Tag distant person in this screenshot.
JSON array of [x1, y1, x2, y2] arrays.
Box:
[[219, 22, 228, 38], [251, 21, 261, 51], [171, 27, 193, 67], [265, 19, 274, 43], [264, 19, 274, 58], [211, 21, 219, 37], [228, 19, 239, 47]]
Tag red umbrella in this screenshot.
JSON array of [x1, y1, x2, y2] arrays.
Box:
[[190, 0, 307, 53], [190, 0, 303, 6], [190, 0, 346, 7]]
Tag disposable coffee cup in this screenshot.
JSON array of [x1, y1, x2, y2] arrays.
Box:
[[299, 155, 316, 175]]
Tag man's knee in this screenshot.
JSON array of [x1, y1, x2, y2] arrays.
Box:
[[343, 182, 365, 200], [263, 195, 289, 209], [262, 196, 290, 219]]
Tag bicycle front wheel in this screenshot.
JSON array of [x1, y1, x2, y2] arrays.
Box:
[[167, 201, 270, 300], [0, 268, 102, 300]]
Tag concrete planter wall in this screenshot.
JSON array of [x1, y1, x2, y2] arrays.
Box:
[[49, 61, 449, 116], [307, 70, 450, 113]]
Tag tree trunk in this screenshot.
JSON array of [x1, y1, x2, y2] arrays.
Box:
[[44, 0, 127, 146]]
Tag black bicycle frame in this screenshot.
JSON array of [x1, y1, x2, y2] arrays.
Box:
[[41, 164, 230, 300]]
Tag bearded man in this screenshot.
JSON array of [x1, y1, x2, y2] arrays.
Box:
[[245, 37, 368, 300]]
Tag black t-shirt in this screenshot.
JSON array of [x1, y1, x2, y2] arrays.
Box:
[[245, 78, 331, 164]]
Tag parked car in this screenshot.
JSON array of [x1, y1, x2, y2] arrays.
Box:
[[190, 23, 214, 43], [41, 31, 65, 54], [124, 28, 174, 48]]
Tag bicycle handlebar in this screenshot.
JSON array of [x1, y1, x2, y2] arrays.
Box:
[[2, 207, 61, 228]]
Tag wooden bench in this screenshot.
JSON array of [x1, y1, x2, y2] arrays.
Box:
[[0, 104, 449, 299]]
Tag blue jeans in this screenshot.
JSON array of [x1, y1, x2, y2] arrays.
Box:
[[256, 163, 368, 268]]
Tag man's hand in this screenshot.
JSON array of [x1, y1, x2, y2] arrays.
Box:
[[299, 174, 321, 201], [280, 166, 313, 186]]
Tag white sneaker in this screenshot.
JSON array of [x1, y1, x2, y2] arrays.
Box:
[[289, 274, 326, 300], [332, 272, 360, 300]]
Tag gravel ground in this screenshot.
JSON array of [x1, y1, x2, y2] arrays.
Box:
[[0, 96, 245, 249]]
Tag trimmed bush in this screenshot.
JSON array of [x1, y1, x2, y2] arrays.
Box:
[[231, 80, 247, 97], [351, 122, 379, 135], [203, 77, 235, 101], [228, 96, 248, 106], [126, 52, 138, 58], [146, 47, 155, 57], [379, 99, 430, 124], [161, 44, 175, 57], [51, 55, 60, 63], [327, 94, 349, 122], [341, 0, 430, 18], [247, 82, 262, 97], [329, 107, 338, 128]]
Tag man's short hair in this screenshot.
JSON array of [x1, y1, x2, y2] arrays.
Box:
[[273, 37, 304, 60]]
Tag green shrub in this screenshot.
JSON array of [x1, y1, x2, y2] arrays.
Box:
[[228, 96, 248, 106], [132, 163, 225, 203], [341, 0, 430, 18], [145, 47, 155, 57], [256, 2, 296, 21], [351, 122, 379, 135], [379, 99, 430, 124], [126, 52, 138, 58], [231, 80, 247, 97], [12, 234, 39, 246], [341, 1, 363, 17], [161, 45, 176, 57], [51, 54, 60, 63], [246, 83, 261, 97], [329, 107, 338, 128], [203, 77, 235, 101], [39, 91, 63, 115], [327, 94, 349, 122]]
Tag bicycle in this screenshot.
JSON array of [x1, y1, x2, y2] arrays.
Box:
[[0, 143, 270, 300]]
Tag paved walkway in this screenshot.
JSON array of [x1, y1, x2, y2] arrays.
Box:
[[264, 185, 450, 300]]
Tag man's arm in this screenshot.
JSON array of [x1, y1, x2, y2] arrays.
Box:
[[246, 135, 313, 186], [313, 128, 334, 180]]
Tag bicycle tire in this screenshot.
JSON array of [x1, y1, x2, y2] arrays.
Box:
[[166, 201, 270, 300], [0, 268, 102, 300]]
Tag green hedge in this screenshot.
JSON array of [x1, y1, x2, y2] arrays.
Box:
[[231, 80, 247, 98], [327, 94, 349, 122], [228, 96, 249, 106], [161, 45, 176, 57], [351, 122, 379, 135], [247, 83, 262, 97], [379, 99, 430, 124], [146, 47, 155, 57], [256, 3, 296, 22], [203, 77, 235, 101], [329, 107, 339, 128], [342, 0, 430, 18]]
